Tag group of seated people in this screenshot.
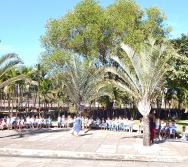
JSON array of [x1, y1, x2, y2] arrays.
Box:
[[0, 115, 52, 130], [154, 119, 177, 139], [57, 115, 78, 128], [1, 114, 187, 141], [94, 117, 135, 132], [155, 118, 188, 140], [57, 115, 136, 131]]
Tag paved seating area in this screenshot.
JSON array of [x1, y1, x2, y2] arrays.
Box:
[[0, 128, 188, 163]]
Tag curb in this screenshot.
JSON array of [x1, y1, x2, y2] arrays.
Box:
[[0, 148, 188, 162]]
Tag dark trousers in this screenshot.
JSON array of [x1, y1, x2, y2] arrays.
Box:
[[150, 126, 156, 144]]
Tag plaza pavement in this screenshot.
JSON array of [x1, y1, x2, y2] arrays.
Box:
[[0, 128, 188, 164]]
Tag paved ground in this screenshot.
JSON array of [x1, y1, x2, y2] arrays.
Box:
[[0, 128, 188, 167], [0, 156, 188, 167]]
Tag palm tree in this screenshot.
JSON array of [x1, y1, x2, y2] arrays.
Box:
[[2, 68, 20, 113], [60, 55, 109, 113], [31, 64, 47, 115], [0, 53, 24, 88], [105, 37, 176, 146], [0, 53, 27, 113]]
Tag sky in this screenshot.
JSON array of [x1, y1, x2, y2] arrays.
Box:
[[0, 0, 188, 66]]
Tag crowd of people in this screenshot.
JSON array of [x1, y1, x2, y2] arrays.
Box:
[[0, 114, 52, 130], [0, 113, 187, 141], [57, 115, 138, 132], [149, 109, 188, 143]]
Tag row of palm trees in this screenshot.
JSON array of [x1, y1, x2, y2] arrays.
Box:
[[0, 37, 187, 146]]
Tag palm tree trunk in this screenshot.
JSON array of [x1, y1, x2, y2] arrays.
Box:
[[8, 93, 11, 113], [142, 116, 150, 146], [39, 96, 41, 116], [138, 100, 151, 146], [0, 90, 2, 108]]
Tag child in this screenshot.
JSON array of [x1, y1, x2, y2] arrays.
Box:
[[138, 118, 143, 133], [163, 121, 170, 138], [99, 118, 107, 130], [155, 118, 161, 140], [129, 117, 134, 133], [159, 120, 166, 139], [57, 115, 62, 128], [169, 120, 177, 139], [180, 126, 188, 141]]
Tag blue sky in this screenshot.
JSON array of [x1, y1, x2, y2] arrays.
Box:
[[0, 0, 188, 66]]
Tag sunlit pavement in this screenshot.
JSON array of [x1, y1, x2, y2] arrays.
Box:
[[0, 128, 188, 167]]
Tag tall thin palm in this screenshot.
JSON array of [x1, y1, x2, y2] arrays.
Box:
[[105, 37, 176, 146]]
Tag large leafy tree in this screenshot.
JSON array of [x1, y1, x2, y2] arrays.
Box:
[[105, 37, 177, 146], [168, 34, 188, 113], [40, 0, 169, 66], [39, 0, 170, 112]]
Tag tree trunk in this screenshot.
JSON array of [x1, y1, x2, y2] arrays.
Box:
[[142, 115, 150, 146], [138, 99, 151, 146]]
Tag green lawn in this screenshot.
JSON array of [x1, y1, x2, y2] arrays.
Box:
[[176, 120, 188, 132]]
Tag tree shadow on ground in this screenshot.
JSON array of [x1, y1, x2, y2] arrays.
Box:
[[0, 128, 71, 139], [79, 133, 93, 137], [121, 134, 143, 139]]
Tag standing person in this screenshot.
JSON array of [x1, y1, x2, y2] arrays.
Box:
[[149, 109, 156, 145], [71, 114, 82, 136]]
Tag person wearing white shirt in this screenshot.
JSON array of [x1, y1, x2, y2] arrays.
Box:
[[118, 117, 124, 131], [169, 120, 177, 138], [96, 117, 101, 130], [19, 117, 25, 129], [61, 115, 66, 128], [26, 116, 31, 128], [30, 116, 35, 129], [123, 117, 129, 132], [35, 116, 40, 128], [106, 117, 112, 130], [10, 115, 16, 129], [129, 117, 134, 133], [6, 115, 11, 130], [181, 126, 188, 140], [112, 118, 118, 131], [84, 117, 89, 129]]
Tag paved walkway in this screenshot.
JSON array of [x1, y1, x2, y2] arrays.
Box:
[[0, 128, 188, 163]]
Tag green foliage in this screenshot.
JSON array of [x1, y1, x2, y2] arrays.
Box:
[[58, 54, 109, 111], [105, 37, 177, 116], [0, 53, 28, 89], [165, 34, 188, 112], [0, 112, 4, 118], [40, 0, 169, 65]]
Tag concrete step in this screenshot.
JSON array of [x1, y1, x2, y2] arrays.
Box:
[[0, 148, 188, 163]]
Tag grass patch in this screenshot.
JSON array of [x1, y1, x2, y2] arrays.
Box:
[[176, 120, 188, 132]]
